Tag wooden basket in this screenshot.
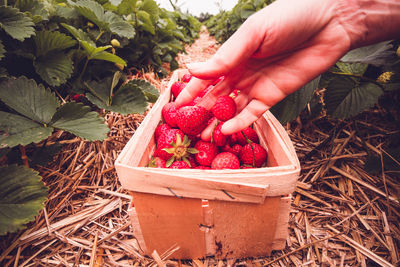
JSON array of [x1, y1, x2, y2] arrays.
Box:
[[115, 69, 301, 260]]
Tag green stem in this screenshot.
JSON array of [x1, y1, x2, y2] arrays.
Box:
[[78, 58, 90, 83], [95, 30, 105, 42]]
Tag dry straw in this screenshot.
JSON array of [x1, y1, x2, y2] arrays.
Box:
[[0, 27, 399, 267]]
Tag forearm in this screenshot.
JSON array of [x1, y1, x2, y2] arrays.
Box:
[[336, 0, 400, 49]]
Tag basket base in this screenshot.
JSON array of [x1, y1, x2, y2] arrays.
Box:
[[129, 192, 290, 260]]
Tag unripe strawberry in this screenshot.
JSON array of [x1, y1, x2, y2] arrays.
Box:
[[239, 143, 267, 168], [211, 152, 240, 169], [111, 39, 120, 48], [211, 95, 236, 121], [194, 140, 218, 167], [162, 102, 179, 127]]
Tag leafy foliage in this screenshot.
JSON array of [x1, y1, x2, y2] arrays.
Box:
[[0, 0, 200, 233], [0, 165, 48, 235]]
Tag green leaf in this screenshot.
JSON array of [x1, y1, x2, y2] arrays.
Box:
[[34, 53, 74, 86], [50, 102, 109, 141], [72, 0, 108, 29], [325, 77, 383, 118], [0, 111, 53, 148], [16, 0, 50, 22], [0, 165, 48, 235], [364, 147, 400, 174], [336, 62, 368, 76], [56, 5, 79, 20], [137, 10, 155, 34], [341, 41, 396, 66], [0, 6, 35, 41], [91, 50, 126, 65], [33, 30, 77, 57], [0, 40, 5, 60], [117, 0, 136, 15], [85, 78, 148, 114], [270, 76, 320, 124], [127, 79, 159, 103], [0, 76, 59, 124], [61, 23, 96, 46], [71, 0, 135, 38], [104, 11, 135, 38]]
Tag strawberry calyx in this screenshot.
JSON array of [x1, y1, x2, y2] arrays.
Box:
[[163, 135, 198, 167]]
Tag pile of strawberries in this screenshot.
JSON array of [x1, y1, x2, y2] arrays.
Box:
[[148, 73, 268, 169]]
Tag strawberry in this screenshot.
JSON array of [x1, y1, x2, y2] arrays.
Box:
[[156, 129, 185, 161], [239, 143, 267, 168], [211, 95, 236, 122], [147, 157, 166, 168], [211, 152, 240, 169], [155, 123, 171, 142], [171, 82, 187, 99], [222, 143, 242, 156], [176, 105, 211, 135], [181, 73, 192, 83], [194, 140, 218, 166], [186, 155, 198, 168], [186, 96, 202, 106], [169, 161, 191, 169], [162, 102, 179, 127], [212, 123, 227, 147], [235, 127, 259, 146]]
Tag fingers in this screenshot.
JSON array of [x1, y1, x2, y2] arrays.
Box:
[[221, 99, 269, 135], [175, 77, 211, 107]]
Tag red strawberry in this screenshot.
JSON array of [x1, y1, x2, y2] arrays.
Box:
[[72, 94, 85, 101], [171, 81, 186, 99], [155, 123, 171, 142], [235, 127, 259, 146], [222, 143, 242, 156], [147, 157, 166, 168], [239, 143, 267, 168], [186, 156, 198, 168], [176, 105, 211, 136], [211, 152, 240, 169], [186, 96, 202, 106], [156, 129, 185, 161], [211, 95, 236, 122], [194, 140, 218, 166], [169, 161, 191, 169], [212, 123, 227, 147], [181, 73, 192, 83], [162, 102, 179, 127]]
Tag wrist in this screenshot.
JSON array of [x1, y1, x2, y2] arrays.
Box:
[[335, 0, 400, 49]]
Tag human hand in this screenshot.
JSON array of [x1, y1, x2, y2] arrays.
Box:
[[175, 0, 362, 140]]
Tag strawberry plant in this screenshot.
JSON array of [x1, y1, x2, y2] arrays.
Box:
[[0, 0, 201, 234]]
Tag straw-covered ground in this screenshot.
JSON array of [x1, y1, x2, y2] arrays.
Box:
[[0, 27, 399, 267]]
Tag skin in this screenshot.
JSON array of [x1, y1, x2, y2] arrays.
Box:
[[175, 0, 400, 140]]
